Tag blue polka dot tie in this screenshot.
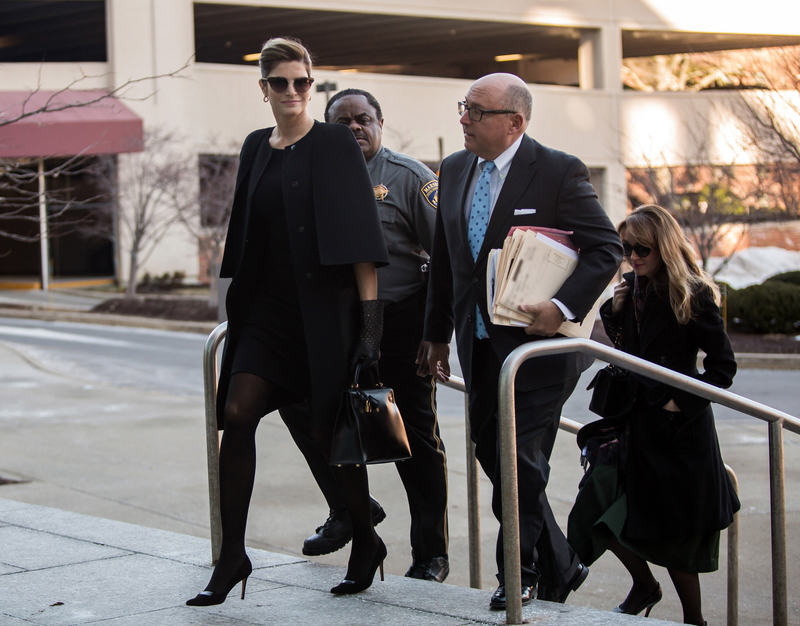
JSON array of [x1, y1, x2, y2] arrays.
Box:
[[467, 160, 495, 339]]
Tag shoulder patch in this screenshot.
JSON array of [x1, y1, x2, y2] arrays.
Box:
[[421, 180, 438, 208]]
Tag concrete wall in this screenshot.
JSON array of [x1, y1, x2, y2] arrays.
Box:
[[6, 0, 800, 283]]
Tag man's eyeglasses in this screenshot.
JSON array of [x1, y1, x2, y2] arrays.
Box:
[[262, 77, 315, 93], [622, 241, 652, 258], [458, 101, 516, 122]]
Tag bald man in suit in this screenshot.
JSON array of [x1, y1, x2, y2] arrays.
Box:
[[419, 73, 622, 609]]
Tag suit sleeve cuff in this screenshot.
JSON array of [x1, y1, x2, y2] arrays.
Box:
[[551, 299, 574, 322]]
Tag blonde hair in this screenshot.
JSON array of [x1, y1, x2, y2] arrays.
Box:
[[620, 204, 720, 324], [259, 37, 312, 78]]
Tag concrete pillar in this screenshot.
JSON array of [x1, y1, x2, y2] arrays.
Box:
[[104, 0, 201, 286], [597, 24, 628, 222], [600, 25, 623, 93], [578, 29, 601, 90]]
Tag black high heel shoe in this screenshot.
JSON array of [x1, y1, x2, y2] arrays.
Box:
[[612, 582, 662, 617], [186, 556, 253, 606], [330, 539, 387, 595]]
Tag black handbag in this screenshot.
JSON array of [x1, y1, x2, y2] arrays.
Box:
[[576, 417, 628, 473], [586, 325, 635, 418], [330, 364, 412, 466]]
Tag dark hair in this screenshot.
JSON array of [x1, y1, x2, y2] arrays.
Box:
[[259, 37, 312, 78], [324, 88, 384, 122]]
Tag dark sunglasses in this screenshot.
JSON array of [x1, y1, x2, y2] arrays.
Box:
[[262, 76, 314, 93], [622, 241, 652, 258]]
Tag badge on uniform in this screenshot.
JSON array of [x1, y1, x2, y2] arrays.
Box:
[[422, 180, 438, 208], [373, 184, 389, 201]]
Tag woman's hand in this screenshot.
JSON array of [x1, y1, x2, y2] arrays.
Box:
[[611, 281, 630, 314], [350, 263, 381, 372], [351, 299, 383, 372]]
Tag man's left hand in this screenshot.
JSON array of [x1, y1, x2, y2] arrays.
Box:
[[519, 301, 564, 337]]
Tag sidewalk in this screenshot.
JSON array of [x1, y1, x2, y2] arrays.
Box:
[[0, 497, 667, 626], [1, 294, 799, 625]]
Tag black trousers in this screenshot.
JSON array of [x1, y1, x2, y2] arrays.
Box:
[[280, 287, 449, 561], [469, 338, 581, 593]]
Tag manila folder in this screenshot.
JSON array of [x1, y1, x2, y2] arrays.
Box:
[[495, 231, 578, 314]]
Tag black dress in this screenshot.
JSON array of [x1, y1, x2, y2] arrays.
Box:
[[216, 122, 389, 431], [230, 148, 311, 404]]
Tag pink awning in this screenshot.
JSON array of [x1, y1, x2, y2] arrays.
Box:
[[0, 90, 144, 158]]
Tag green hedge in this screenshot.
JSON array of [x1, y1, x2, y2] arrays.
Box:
[[726, 281, 800, 334], [765, 271, 800, 287]]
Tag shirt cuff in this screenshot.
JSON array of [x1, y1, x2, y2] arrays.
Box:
[[551, 299, 574, 322]]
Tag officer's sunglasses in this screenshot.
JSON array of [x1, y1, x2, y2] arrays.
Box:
[[622, 241, 652, 258], [262, 77, 315, 93]]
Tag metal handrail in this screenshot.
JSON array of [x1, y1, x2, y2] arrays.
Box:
[[201, 322, 578, 586], [497, 337, 798, 625], [201, 325, 786, 625], [203, 322, 227, 563]]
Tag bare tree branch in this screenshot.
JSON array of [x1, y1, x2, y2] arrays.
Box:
[[88, 131, 195, 297], [0, 57, 193, 128], [172, 148, 238, 307], [626, 113, 794, 273], [1, 61, 193, 270]]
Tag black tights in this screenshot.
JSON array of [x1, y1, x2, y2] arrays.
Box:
[[608, 536, 705, 625], [204, 372, 379, 593]]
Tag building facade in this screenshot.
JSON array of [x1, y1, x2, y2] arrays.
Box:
[[2, 0, 799, 286]]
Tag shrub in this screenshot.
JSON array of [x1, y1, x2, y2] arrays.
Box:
[[726, 281, 800, 334], [765, 271, 800, 287]]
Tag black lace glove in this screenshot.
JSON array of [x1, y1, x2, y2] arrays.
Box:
[[350, 299, 383, 373]]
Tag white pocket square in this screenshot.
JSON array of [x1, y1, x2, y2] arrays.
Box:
[[514, 208, 537, 215]]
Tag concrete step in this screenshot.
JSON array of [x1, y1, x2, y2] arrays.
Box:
[[0, 498, 668, 626]]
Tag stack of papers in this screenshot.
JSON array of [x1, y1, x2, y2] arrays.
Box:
[[486, 227, 600, 339]]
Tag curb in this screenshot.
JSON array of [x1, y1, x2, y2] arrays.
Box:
[[2, 306, 798, 369], [732, 353, 800, 370], [0, 306, 218, 335]]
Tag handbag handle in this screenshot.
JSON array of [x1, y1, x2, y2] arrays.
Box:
[[349, 362, 385, 413], [352, 362, 363, 388], [351, 361, 385, 396]]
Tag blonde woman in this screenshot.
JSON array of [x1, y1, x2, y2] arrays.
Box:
[[568, 205, 739, 625], [186, 37, 389, 605]]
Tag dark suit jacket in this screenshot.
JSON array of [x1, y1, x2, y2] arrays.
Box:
[[424, 134, 623, 392], [600, 273, 740, 539], [216, 122, 388, 428]]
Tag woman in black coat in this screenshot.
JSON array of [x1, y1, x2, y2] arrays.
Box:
[[187, 37, 389, 606], [568, 205, 739, 625]]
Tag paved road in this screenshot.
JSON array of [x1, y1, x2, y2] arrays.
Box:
[[0, 317, 207, 395], [0, 316, 798, 625]]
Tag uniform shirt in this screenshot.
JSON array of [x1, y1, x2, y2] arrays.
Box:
[[367, 146, 438, 303]]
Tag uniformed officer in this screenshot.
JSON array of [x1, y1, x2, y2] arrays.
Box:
[[279, 88, 449, 583]]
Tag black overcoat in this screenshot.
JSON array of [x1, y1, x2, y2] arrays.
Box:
[[216, 122, 389, 429], [600, 272, 740, 540]]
